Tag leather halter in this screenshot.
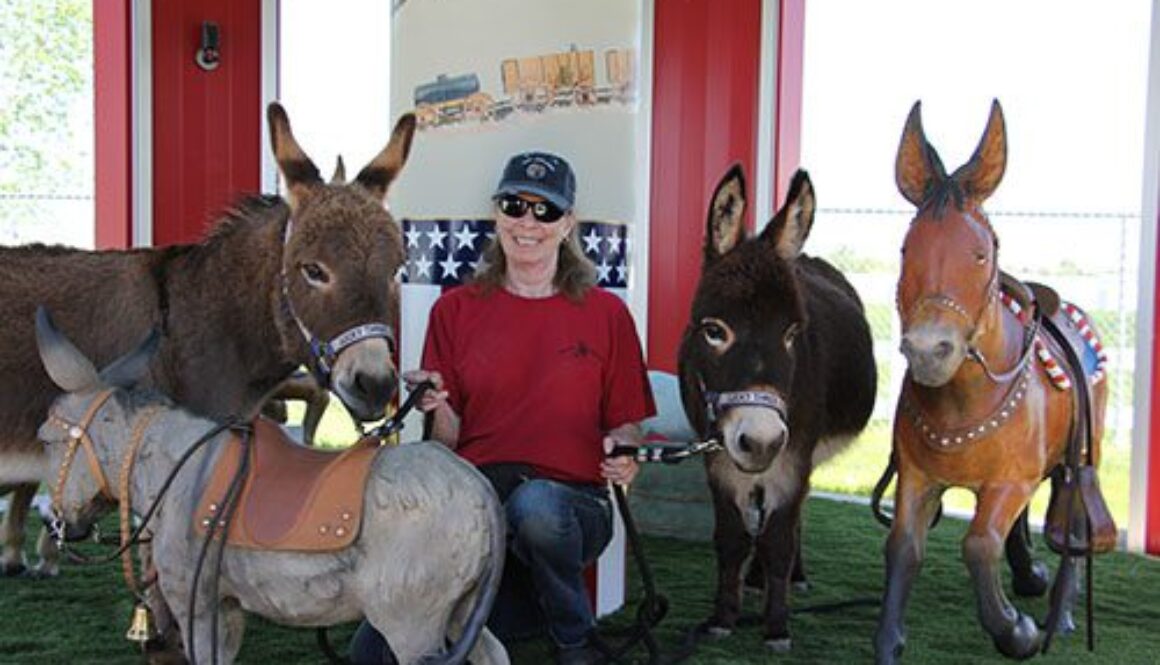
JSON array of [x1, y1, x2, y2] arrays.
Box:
[[279, 215, 395, 388], [47, 389, 118, 513], [699, 373, 789, 431], [897, 208, 1049, 450]]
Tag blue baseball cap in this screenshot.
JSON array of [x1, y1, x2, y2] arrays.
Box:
[[493, 151, 576, 211]]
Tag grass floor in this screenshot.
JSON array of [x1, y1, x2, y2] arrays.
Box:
[[1, 497, 1157, 664]]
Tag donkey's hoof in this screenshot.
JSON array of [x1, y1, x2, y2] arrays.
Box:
[[1012, 560, 1050, 598], [764, 637, 792, 652], [1, 561, 27, 577], [699, 624, 733, 639], [793, 580, 812, 594], [1050, 609, 1077, 636], [20, 567, 56, 580], [993, 613, 1042, 660]]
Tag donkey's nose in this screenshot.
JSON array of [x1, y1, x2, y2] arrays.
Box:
[[353, 370, 396, 412]]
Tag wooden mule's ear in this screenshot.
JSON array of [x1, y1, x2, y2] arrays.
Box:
[[703, 164, 748, 265], [99, 327, 160, 390], [760, 169, 815, 260], [35, 307, 99, 393], [267, 102, 323, 211], [895, 100, 948, 207], [949, 99, 1007, 204], [355, 113, 417, 202], [330, 155, 347, 184]]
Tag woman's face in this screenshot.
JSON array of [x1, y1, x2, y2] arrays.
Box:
[[494, 193, 575, 272]]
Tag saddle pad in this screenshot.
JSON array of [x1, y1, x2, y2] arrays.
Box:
[[1000, 291, 1107, 390], [194, 418, 380, 551]]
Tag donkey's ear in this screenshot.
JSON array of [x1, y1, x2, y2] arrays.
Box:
[[330, 155, 347, 184], [760, 169, 815, 260], [35, 307, 100, 393], [703, 164, 748, 265], [949, 99, 1006, 204], [99, 327, 160, 389], [895, 101, 948, 207], [355, 113, 417, 202], [268, 102, 323, 211]]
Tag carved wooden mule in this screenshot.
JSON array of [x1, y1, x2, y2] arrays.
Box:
[[35, 310, 507, 665], [678, 167, 877, 651], [875, 100, 1112, 663], [0, 103, 414, 579]]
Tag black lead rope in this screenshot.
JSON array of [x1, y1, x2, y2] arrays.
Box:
[[314, 381, 435, 665]]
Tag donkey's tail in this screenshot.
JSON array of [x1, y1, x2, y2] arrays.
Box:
[[421, 477, 507, 665], [870, 455, 896, 528]]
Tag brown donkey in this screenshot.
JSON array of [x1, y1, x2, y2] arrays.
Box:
[[876, 100, 1113, 662], [0, 102, 415, 578], [678, 167, 877, 651]]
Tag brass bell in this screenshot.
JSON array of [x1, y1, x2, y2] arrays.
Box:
[[125, 602, 159, 645]]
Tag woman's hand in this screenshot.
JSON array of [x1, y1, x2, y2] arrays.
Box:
[[402, 369, 449, 414], [601, 424, 643, 486]]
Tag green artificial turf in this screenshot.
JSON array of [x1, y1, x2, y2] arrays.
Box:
[[1, 497, 1156, 664]]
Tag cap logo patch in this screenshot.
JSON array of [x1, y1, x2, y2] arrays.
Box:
[[526, 162, 548, 179]]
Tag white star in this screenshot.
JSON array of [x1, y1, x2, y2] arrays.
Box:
[[412, 254, 433, 278], [453, 225, 478, 254], [427, 226, 448, 250], [405, 226, 423, 249], [605, 232, 623, 255], [468, 258, 481, 274], [615, 264, 627, 282], [596, 260, 612, 283], [439, 255, 461, 281], [583, 228, 602, 254]]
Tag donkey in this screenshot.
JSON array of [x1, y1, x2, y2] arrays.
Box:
[[678, 167, 877, 651], [875, 101, 1113, 663], [34, 310, 507, 665], [0, 102, 414, 579]]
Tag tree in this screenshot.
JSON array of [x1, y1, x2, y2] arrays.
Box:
[[0, 0, 92, 245]]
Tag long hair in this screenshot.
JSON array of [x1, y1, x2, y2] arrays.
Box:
[[472, 222, 597, 301]]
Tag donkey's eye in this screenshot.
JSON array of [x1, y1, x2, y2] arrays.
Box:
[[301, 262, 330, 287], [699, 317, 734, 351], [974, 250, 988, 265], [783, 323, 801, 350]]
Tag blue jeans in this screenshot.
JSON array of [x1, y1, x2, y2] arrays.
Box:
[[497, 478, 613, 648], [349, 477, 613, 662]]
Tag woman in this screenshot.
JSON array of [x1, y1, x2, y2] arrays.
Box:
[[352, 151, 655, 665]]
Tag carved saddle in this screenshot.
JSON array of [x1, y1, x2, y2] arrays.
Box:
[[194, 418, 380, 552], [1003, 273, 1117, 556]]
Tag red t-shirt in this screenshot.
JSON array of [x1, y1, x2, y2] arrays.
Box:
[[422, 284, 656, 484]]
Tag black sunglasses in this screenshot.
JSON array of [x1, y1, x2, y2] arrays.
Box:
[[496, 194, 567, 223]]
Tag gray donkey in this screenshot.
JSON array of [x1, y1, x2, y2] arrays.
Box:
[[35, 308, 508, 665]]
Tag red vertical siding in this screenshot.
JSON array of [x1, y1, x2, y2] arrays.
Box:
[[93, 0, 133, 249], [774, 0, 805, 205], [648, 0, 762, 372], [152, 0, 261, 246]]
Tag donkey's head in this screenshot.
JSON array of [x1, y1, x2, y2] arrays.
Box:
[[678, 166, 815, 473], [35, 308, 159, 530], [895, 100, 1006, 387], [268, 103, 415, 421]]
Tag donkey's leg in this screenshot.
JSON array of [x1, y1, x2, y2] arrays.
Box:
[[705, 485, 753, 635], [755, 493, 806, 652], [0, 483, 35, 576], [746, 523, 808, 594], [875, 469, 942, 665], [1005, 507, 1049, 597], [965, 483, 1041, 660]]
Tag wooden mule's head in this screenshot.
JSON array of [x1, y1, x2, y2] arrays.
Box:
[[678, 166, 815, 473], [35, 308, 159, 529], [895, 100, 1006, 387], [268, 103, 415, 421]]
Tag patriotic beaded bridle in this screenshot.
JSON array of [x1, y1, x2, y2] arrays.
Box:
[[280, 216, 396, 389]]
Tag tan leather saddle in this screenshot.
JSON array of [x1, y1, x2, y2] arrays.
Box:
[[194, 418, 380, 551]]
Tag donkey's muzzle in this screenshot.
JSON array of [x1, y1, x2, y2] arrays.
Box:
[[343, 368, 398, 421]]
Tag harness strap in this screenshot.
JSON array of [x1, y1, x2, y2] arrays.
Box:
[[119, 406, 163, 598], [50, 388, 117, 515]]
